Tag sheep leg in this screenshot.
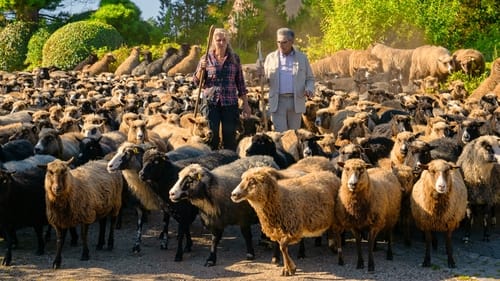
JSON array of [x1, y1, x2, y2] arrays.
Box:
[[69, 227, 79, 246], [174, 222, 187, 262], [297, 238, 305, 259], [159, 211, 170, 250], [132, 206, 145, 253], [107, 215, 116, 250], [1, 226, 15, 266], [271, 242, 281, 264], [52, 227, 67, 269], [482, 205, 490, 242], [334, 231, 345, 266], [367, 229, 379, 272], [34, 224, 45, 256], [279, 239, 296, 276], [462, 204, 473, 243], [386, 230, 393, 260], [422, 230, 432, 267], [445, 230, 456, 268], [80, 224, 90, 261], [353, 230, 364, 269], [240, 224, 255, 260], [205, 230, 223, 266], [96, 218, 106, 250], [431, 231, 438, 251]]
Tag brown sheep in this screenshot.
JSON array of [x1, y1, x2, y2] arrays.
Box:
[[231, 166, 340, 276], [127, 119, 171, 152], [370, 43, 414, 85], [409, 45, 454, 83], [411, 159, 467, 268], [452, 48, 485, 77], [336, 116, 371, 145], [336, 158, 402, 272], [469, 57, 500, 100], [0, 122, 38, 145], [167, 45, 201, 76], [73, 53, 98, 72], [456, 135, 500, 242], [115, 47, 141, 77], [119, 112, 140, 135], [301, 100, 321, 134], [84, 53, 116, 76], [348, 50, 383, 77], [311, 49, 353, 78], [44, 158, 123, 269]]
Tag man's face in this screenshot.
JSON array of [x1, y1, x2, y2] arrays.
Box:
[[277, 35, 293, 55]]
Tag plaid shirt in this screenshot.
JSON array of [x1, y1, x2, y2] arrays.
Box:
[[194, 51, 247, 106]]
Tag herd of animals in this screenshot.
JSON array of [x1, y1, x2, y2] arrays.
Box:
[[0, 42, 499, 276]]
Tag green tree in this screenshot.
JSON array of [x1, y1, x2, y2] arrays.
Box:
[[0, 20, 32, 71], [0, 0, 62, 23]]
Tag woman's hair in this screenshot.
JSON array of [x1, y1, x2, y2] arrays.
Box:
[[210, 28, 236, 62]]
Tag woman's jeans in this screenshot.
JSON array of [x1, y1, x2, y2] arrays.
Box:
[[206, 104, 239, 150]]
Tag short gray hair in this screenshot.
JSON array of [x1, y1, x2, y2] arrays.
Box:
[[276, 28, 295, 40]]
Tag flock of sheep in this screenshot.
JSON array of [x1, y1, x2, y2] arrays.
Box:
[[0, 41, 499, 277]]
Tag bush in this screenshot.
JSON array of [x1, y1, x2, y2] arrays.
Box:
[[42, 20, 124, 70], [0, 21, 33, 71], [25, 27, 52, 71]]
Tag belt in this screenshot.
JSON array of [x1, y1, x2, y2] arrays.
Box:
[[280, 93, 293, 97]]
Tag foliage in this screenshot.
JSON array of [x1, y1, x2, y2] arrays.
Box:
[[0, 21, 32, 71], [228, 0, 265, 50], [0, 0, 62, 22], [24, 26, 51, 70], [42, 20, 123, 70], [91, 0, 154, 45], [446, 71, 489, 94]]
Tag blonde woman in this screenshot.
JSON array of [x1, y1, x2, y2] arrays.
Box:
[[194, 28, 251, 150]]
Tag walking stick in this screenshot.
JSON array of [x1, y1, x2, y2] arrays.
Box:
[[194, 25, 215, 118], [257, 41, 268, 131]]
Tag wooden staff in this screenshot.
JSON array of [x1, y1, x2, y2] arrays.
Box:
[[257, 40, 268, 131], [194, 25, 215, 118]]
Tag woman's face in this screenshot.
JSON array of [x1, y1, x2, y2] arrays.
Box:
[[214, 34, 228, 52]]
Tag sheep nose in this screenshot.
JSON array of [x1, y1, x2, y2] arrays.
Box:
[[315, 119, 321, 126]]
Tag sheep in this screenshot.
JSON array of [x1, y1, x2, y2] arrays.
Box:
[[169, 155, 279, 267], [167, 45, 201, 76], [73, 53, 98, 72], [348, 50, 383, 77], [131, 50, 153, 76], [146, 47, 177, 77], [84, 53, 116, 76], [243, 133, 295, 168], [469, 57, 500, 100], [311, 49, 353, 78], [127, 119, 171, 152], [115, 47, 141, 77], [456, 135, 500, 242], [370, 43, 414, 85], [34, 128, 81, 161], [44, 158, 122, 269], [0, 139, 34, 163], [230, 166, 340, 276], [0, 122, 38, 145], [336, 158, 402, 272], [410, 159, 467, 268], [162, 44, 191, 73], [0, 158, 54, 265], [336, 116, 371, 145], [409, 45, 454, 83], [452, 48, 485, 77]]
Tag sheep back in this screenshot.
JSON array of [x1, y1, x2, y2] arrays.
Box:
[[409, 45, 454, 82]]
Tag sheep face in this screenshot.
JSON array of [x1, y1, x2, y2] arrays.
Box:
[[75, 137, 103, 166], [107, 143, 144, 172], [231, 167, 273, 203], [169, 164, 206, 202], [314, 110, 333, 129], [128, 120, 147, 143], [476, 137, 500, 164], [81, 123, 104, 140], [420, 160, 458, 194], [340, 159, 369, 192], [337, 117, 368, 142], [188, 117, 213, 143], [45, 159, 72, 197], [245, 134, 276, 156], [34, 129, 60, 155]]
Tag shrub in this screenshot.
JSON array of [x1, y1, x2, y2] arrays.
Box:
[[0, 21, 33, 71], [25, 27, 52, 71], [42, 20, 124, 70]]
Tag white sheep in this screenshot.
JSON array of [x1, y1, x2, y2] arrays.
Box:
[[231, 166, 340, 276], [411, 159, 467, 268]]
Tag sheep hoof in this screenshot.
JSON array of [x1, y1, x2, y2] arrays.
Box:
[[281, 268, 295, 276], [246, 253, 255, 260], [204, 260, 216, 267], [132, 245, 141, 253], [271, 257, 280, 265], [462, 236, 470, 243], [174, 255, 183, 262], [2, 257, 11, 266], [52, 260, 61, 269], [160, 242, 168, 250]]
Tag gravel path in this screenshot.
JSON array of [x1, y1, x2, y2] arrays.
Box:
[[1, 207, 499, 281]]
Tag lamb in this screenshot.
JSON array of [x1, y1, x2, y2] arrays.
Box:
[[167, 45, 201, 76], [84, 53, 116, 76], [336, 158, 402, 272], [169, 155, 279, 266], [456, 135, 500, 242], [452, 48, 485, 77], [44, 158, 123, 269], [469, 57, 500, 100], [115, 47, 141, 77], [230, 166, 340, 276], [411, 159, 467, 268], [409, 45, 454, 83]]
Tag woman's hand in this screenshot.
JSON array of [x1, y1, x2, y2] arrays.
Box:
[[242, 102, 252, 119]]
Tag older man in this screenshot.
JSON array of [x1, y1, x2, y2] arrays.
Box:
[[263, 27, 315, 132]]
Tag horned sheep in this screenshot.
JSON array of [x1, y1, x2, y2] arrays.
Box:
[[231, 166, 340, 276], [410, 159, 467, 268], [169, 155, 278, 267], [44, 158, 123, 269], [336, 158, 402, 272]]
